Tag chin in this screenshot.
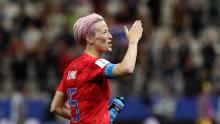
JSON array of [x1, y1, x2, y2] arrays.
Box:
[[106, 47, 112, 52], [101, 49, 111, 53], [104, 50, 112, 53]]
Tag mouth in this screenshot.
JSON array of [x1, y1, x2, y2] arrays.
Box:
[[107, 41, 112, 47]]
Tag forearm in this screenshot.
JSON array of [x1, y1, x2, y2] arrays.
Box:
[[113, 42, 138, 77], [120, 42, 138, 72], [112, 20, 142, 77], [50, 91, 71, 120], [53, 104, 71, 119]]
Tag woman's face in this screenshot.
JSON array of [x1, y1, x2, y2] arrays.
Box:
[[92, 20, 113, 52]]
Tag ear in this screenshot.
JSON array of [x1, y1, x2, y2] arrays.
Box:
[[85, 35, 94, 44]]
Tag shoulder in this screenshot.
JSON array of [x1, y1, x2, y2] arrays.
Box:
[[77, 54, 110, 69], [95, 58, 110, 69], [67, 54, 110, 70]]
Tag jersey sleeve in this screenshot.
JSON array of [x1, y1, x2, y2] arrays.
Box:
[[56, 71, 68, 94], [104, 63, 116, 79], [56, 79, 66, 93], [95, 58, 116, 79]]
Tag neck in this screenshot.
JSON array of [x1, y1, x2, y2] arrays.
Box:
[[84, 45, 102, 58]]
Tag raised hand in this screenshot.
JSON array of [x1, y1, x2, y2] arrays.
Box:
[[123, 20, 143, 44]]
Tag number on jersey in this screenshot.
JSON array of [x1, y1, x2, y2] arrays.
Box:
[[67, 88, 80, 122]]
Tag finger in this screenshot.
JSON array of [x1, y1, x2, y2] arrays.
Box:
[[136, 20, 142, 30], [133, 20, 142, 31], [123, 26, 128, 33], [139, 27, 143, 38], [131, 20, 138, 30], [140, 27, 143, 33]]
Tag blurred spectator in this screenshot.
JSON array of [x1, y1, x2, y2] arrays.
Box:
[[0, 22, 4, 81], [0, 13, 10, 83], [196, 81, 214, 124], [201, 38, 216, 82], [0, 55, 2, 82], [153, 87, 176, 123], [54, 39, 75, 78], [147, 0, 161, 27], [143, 117, 160, 124], [182, 55, 201, 96], [58, 25, 75, 47], [8, 35, 28, 91], [0, 17, 9, 53], [92, 0, 107, 15], [22, 22, 41, 53], [127, 0, 139, 21], [46, 2, 66, 40], [160, 33, 176, 88], [177, 32, 191, 71], [208, 0, 219, 25], [212, 58, 220, 95], [32, 36, 49, 91], [188, 0, 206, 38], [172, 0, 188, 35], [134, 39, 152, 97], [24, 119, 40, 124], [11, 91, 27, 124], [114, 0, 133, 23], [72, 0, 94, 17], [215, 95, 220, 123]]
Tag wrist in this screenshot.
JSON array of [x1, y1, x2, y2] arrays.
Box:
[[129, 41, 138, 45]]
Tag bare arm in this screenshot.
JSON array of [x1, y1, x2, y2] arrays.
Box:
[[112, 20, 143, 77], [50, 91, 71, 119]]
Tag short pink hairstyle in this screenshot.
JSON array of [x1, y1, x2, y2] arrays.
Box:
[[73, 13, 104, 46]]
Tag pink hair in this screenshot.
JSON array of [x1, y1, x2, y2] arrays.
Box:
[[73, 13, 104, 46]]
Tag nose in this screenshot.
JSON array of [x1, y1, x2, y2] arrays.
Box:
[[108, 32, 113, 40]]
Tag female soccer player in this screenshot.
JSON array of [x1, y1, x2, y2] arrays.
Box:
[[50, 13, 143, 124]]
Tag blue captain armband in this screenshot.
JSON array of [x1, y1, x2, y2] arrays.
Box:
[[104, 63, 116, 79]]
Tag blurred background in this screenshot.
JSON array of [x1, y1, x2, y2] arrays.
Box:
[[0, 0, 220, 124]]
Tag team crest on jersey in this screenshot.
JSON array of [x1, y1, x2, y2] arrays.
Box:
[[67, 71, 77, 80], [95, 59, 110, 69]]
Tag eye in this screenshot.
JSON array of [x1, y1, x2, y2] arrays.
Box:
[[103, 31, 107, 34], [103, 29, 109, 34]]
